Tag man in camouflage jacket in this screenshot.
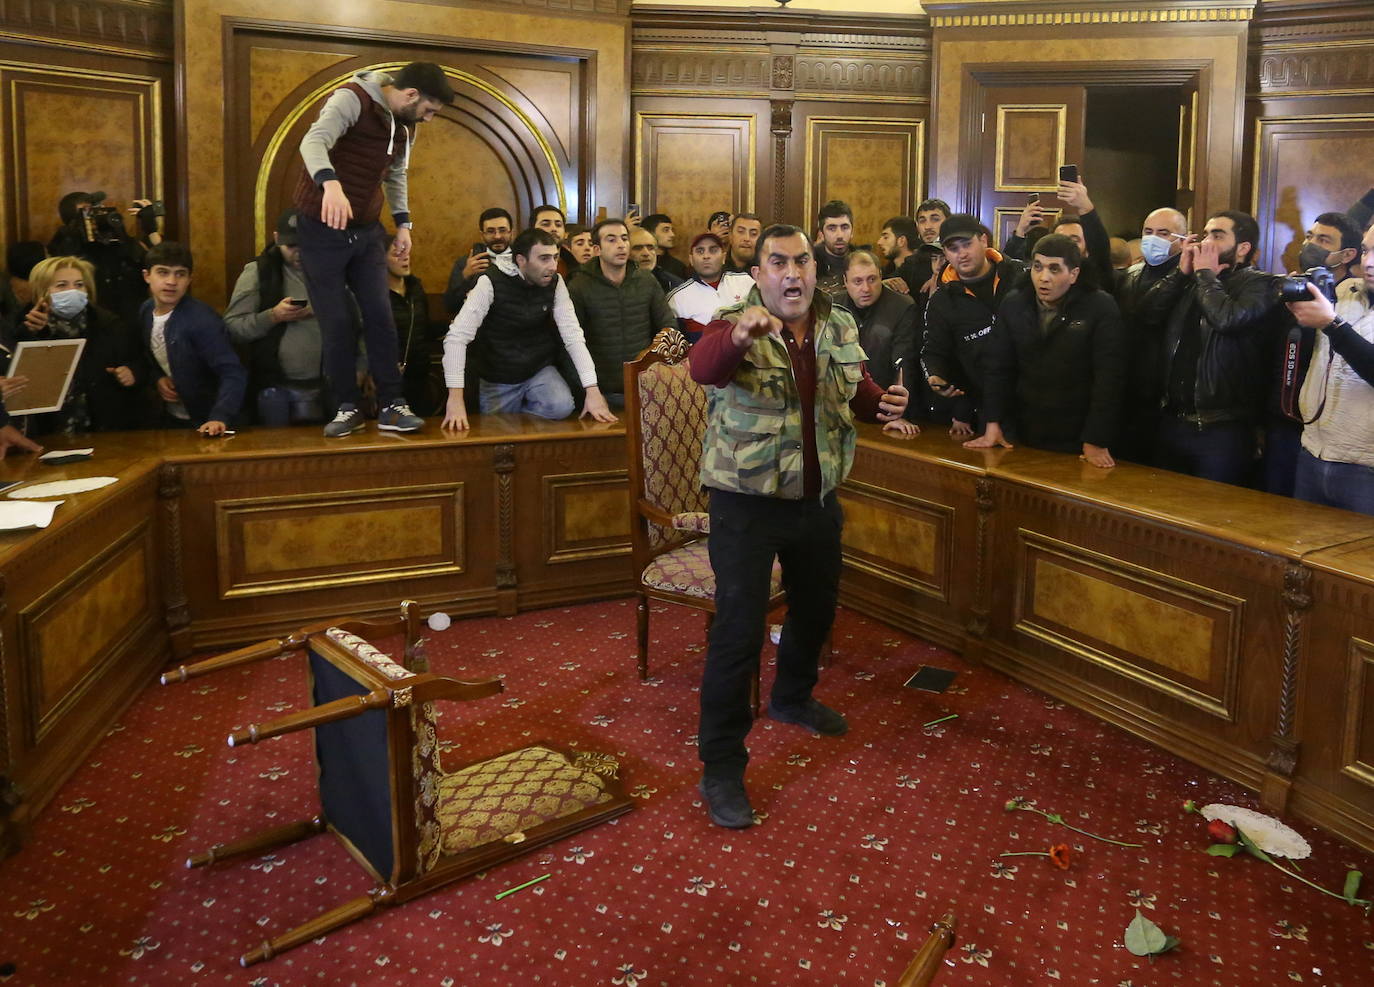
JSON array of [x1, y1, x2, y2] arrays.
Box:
[[688, 223, 911, 828]]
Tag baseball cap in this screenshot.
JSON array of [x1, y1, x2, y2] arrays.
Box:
[[690, 232, 724, 252], [276, 209, 301, 246], [939, 213, 987, 246]]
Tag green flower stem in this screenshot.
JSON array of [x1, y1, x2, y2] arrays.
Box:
[[1022, 806, 1143, 848], [998, 851, 1050, 858], [1266, 858, 1369, 907]]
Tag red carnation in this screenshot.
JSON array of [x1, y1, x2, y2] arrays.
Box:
[[1207, 818, 1239, 845]]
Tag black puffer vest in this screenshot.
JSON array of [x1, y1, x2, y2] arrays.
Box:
[[471, 268, 561, 384]]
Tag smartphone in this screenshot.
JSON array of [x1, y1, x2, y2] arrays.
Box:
[[904, 666, 958, 693], [1059, 163, 1079, 184], [1027, 192, 1041, 205], [471, 241, 487, 255], [627, 203, 641, 217], [288, 298, 308, 307]]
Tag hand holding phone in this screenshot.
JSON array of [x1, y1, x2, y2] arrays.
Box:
[[1058, 164, 1078, 184]]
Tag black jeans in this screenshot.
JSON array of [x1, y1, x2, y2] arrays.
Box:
[[699, 488, 844, 781], [297, 213, 402, 407]]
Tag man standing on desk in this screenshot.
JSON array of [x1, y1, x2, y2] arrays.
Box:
[[689, 223, 911, 828]]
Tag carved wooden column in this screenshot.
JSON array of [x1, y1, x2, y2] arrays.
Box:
[[1262, 563, 1312, 813], [0, 572, 19, 860], [493, 444, 517, 615], [158, 463, 193, 659], [770, 50, 795, 222], [965, 477, 995, 655]]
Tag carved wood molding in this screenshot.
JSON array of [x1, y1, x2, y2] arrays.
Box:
[[1256, 44, 1374, 95], [0, 0, 173, 58], [632, 6, 931, 41], [493, 444, 516, 591], [924, 0, 1255, 28], [158, 463, 191, 641]]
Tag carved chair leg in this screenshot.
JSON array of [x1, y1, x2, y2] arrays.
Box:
[[636, 593, 650, 680], [187, 815, 326, 869], [240, 892, 379, 967]]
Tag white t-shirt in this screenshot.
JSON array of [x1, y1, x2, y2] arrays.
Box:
[[150, 310, 189, 420]]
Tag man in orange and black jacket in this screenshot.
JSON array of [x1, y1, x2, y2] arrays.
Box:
[[919, 213, 1025, 438]]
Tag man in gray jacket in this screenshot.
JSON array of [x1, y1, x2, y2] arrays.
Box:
[[567, 218, 675, 408], [223, 210, 329, 426], [293, 62, 452, 436]]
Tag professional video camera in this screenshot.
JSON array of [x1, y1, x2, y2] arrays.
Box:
[[76, 192, 165, 245], [1278, 265, 1337, 305]]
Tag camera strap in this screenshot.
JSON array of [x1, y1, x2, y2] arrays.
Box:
[[1280, 322, 1329, 426]]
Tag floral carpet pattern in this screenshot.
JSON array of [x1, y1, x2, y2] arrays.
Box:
[[2, 600, 1373, 985]]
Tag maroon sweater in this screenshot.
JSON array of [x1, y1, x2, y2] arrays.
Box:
[[293, 82, 409, 227], [692, 315, 886, 497]]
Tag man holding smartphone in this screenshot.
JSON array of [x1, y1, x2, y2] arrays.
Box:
[[444, 208, 514, 314], [1007, 167, 1115, 290], [224, 210, 331, 426]]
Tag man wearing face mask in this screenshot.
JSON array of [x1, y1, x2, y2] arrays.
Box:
[[1137, 210, 1281, 486], [1295, 213, 1362, 284], [1114, 207, 1189, 463], [6, 255, 141, 434]]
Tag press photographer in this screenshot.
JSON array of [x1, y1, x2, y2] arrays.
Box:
[[1283, 222, 1374, 515], [48, 190, 164, 327]]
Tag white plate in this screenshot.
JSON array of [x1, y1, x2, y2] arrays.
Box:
[[0, 499, 63, 530], [6, 476, 118, 499]]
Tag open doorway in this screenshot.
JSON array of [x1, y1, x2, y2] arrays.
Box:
[[1084, 87, 1182, 239]]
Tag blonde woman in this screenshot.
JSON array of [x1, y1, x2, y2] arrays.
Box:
[[7, 255, 141, 434]]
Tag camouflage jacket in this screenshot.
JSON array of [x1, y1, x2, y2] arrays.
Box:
[[701, 286, 867, 499]]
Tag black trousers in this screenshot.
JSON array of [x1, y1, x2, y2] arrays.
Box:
[[1155, 415, 1254, 487], [698, 487, 843, 780], [297, 213, 403, 408]]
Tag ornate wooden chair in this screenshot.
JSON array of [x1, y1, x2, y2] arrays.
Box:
[[623, 328, 785, 685], [160, 602, 633, 966]]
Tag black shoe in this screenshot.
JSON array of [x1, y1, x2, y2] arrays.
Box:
[[699, 777, 754, 829], [767, 698, 848, 736]]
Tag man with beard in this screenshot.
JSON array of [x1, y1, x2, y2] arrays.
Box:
[[441, 227, 614, 429], [689, 224, 910, 828], [964, 234, 1125, 467], [1137, 210, 1281, 486], [444, 208, 514, 313], [813, 200, 858, 290], [294, 62, 452, 436]]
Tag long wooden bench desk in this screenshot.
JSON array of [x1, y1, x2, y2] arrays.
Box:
[[2, 419, 1372, 859]]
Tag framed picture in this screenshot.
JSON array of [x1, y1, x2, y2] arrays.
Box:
[[4, 338, 87, 414]]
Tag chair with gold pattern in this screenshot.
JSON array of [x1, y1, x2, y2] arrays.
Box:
[[160, 602, 633, 966], [624, 328, 785, 685]]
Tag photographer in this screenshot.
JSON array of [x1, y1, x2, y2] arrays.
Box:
[[48, 190, 163, 328], [1284, 223, 1374, 514]]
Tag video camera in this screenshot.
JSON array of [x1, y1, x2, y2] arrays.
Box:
[[76, 191, 165, 246], [1279, 266, 1337, 305]]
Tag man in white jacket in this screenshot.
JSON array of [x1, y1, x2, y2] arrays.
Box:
[[665, 233, 754, 342], [1286, 222, 1374, 514], [441, 228, 616, 430]]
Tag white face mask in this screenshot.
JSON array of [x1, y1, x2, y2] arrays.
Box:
[[49, 288, 89, 319], [1139, 235, 1172, 267]]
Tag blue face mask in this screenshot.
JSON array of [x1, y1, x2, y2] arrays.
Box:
[[49, 288, 89, 319], [1139, 235, 1173, 267]]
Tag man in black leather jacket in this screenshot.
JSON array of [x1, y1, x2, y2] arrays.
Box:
[[1136, 210, 1281, 486]]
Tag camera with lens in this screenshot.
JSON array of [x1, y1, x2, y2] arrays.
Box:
[[1279, 266, 1337, 305], [77, 192, 129, 245]]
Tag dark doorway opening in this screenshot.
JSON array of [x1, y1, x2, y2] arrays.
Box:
[[1084, 87, 1181, 239]]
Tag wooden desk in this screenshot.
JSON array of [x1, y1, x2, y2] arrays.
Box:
[[0, 419, 633, 856], [844, 423, 1374, 852]]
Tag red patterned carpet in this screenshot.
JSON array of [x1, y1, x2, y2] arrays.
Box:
[[2, 600, 1373, 986]]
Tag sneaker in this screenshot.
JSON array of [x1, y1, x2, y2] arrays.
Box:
[[323, 404, 365, 437], [699, 777, 754, 829], [377, 400, 423, 433], [767, 698, 848, 736]]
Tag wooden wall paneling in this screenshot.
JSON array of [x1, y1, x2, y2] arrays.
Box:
[[1250, 113, 1374, 274], [633, 106, 757, 244], [0, 60, 165, 247], [799, 108, 924, 249], [229, 31, 587, 300]]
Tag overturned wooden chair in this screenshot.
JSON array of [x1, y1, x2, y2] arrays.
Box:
[[160, 602, 633, 966], [624, 328, 785, 687]]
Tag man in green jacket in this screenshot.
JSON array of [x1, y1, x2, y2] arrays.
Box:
[[690, 223, 911, 828], [568, 218, 675, 409]]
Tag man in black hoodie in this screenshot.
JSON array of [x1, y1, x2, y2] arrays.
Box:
[[964, 234, 1126, 467], [920, 214, 1025, 438]]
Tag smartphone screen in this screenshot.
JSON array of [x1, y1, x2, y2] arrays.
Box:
[[471, 241, 487, 255], [1058, 164, 1078, 184]]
